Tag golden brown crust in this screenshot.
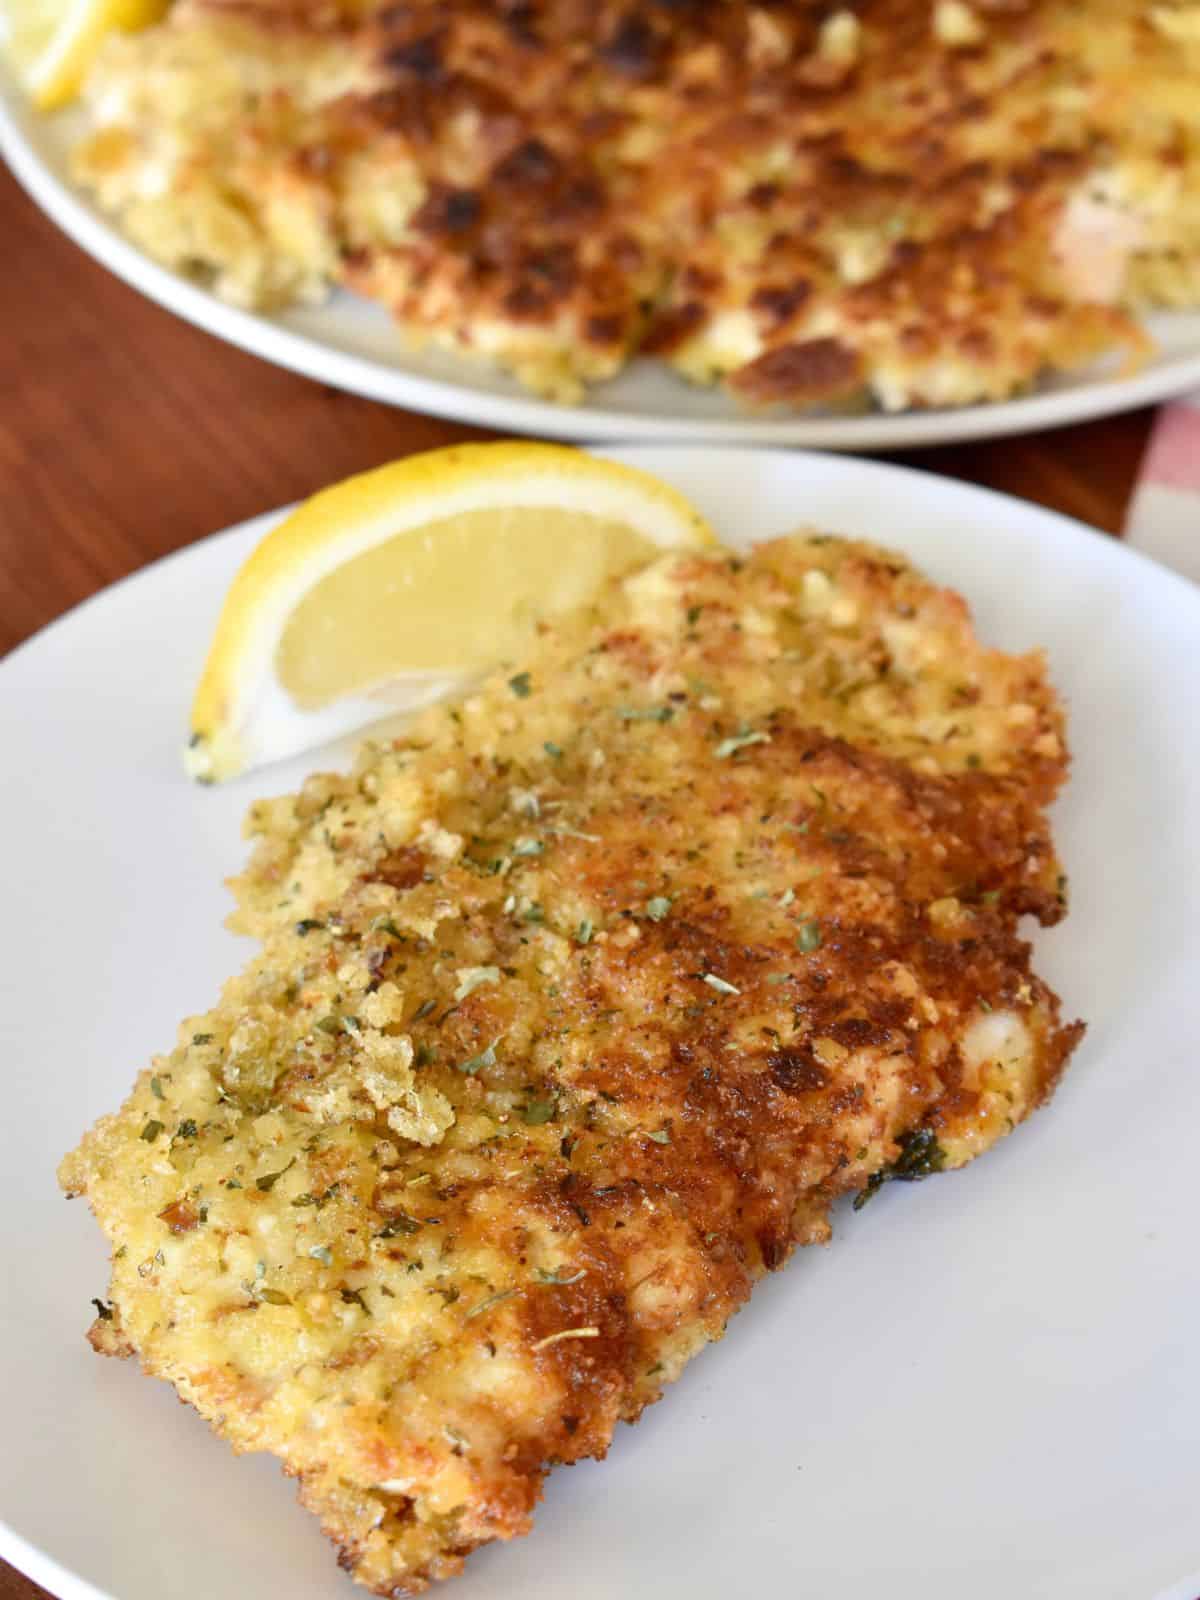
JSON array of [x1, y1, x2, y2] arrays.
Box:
[[60, 535, 1082, 1593], [728, 337, 864, 404], [69, 0, 1200, 405]]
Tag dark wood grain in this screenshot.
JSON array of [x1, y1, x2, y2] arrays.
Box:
[[0, 150, 1155, 1600]]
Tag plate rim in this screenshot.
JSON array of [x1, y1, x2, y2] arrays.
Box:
[[2, 446, 1199, 1600], [0, 1525, 112, 1600], [4, 70, 1200, 449]]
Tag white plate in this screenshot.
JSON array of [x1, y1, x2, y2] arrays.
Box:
[[1, 448, 1198, 1600], [4, 73, 1200, 448]]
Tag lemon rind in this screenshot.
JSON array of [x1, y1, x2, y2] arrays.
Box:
[[22, 0, 167, 109]]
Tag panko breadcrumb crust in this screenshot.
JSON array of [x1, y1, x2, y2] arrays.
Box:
[[62, 536, 1083, 1593], [71, 0, 1200, 407]]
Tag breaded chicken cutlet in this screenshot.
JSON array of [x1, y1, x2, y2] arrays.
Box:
[[61, 534, 1083, 1594], [69, 0, 1200, 407]]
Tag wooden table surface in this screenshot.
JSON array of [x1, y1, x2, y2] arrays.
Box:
[[0, 152, 1154, 1600]]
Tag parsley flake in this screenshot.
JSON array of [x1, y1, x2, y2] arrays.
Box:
[[458, 1041, 499, 1074], [140, 1119, 164, 1143], [513, 837, 544, 857], [644, 896, 672, 922], [255, 1159, 295, 1193], [853, 1128, 946, 1211], [646, 1127, 671, 1145], [378, 1212, 423, 1238], [466, 1288, 518, 1320], [509, 672, 533, 698], [617, 705, 673, 723], [523, 1099, 556, 1125], [543, 741, 564, 758], [797, 921, 823, 953], [576, 918, 594, 946]]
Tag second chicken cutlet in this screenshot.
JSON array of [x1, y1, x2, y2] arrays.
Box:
[[61, 534, 1083, 1592], [68, 0, 1200, 406]]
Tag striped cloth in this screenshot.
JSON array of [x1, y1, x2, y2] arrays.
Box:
[[1125, 395, 1200, 583]]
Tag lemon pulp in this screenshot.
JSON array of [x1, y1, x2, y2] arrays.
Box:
[[276, 509, 659, 709]]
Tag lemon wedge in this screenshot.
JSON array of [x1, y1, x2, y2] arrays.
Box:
[[187, 443, 716, 783], [2, 0, 165, 109]]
